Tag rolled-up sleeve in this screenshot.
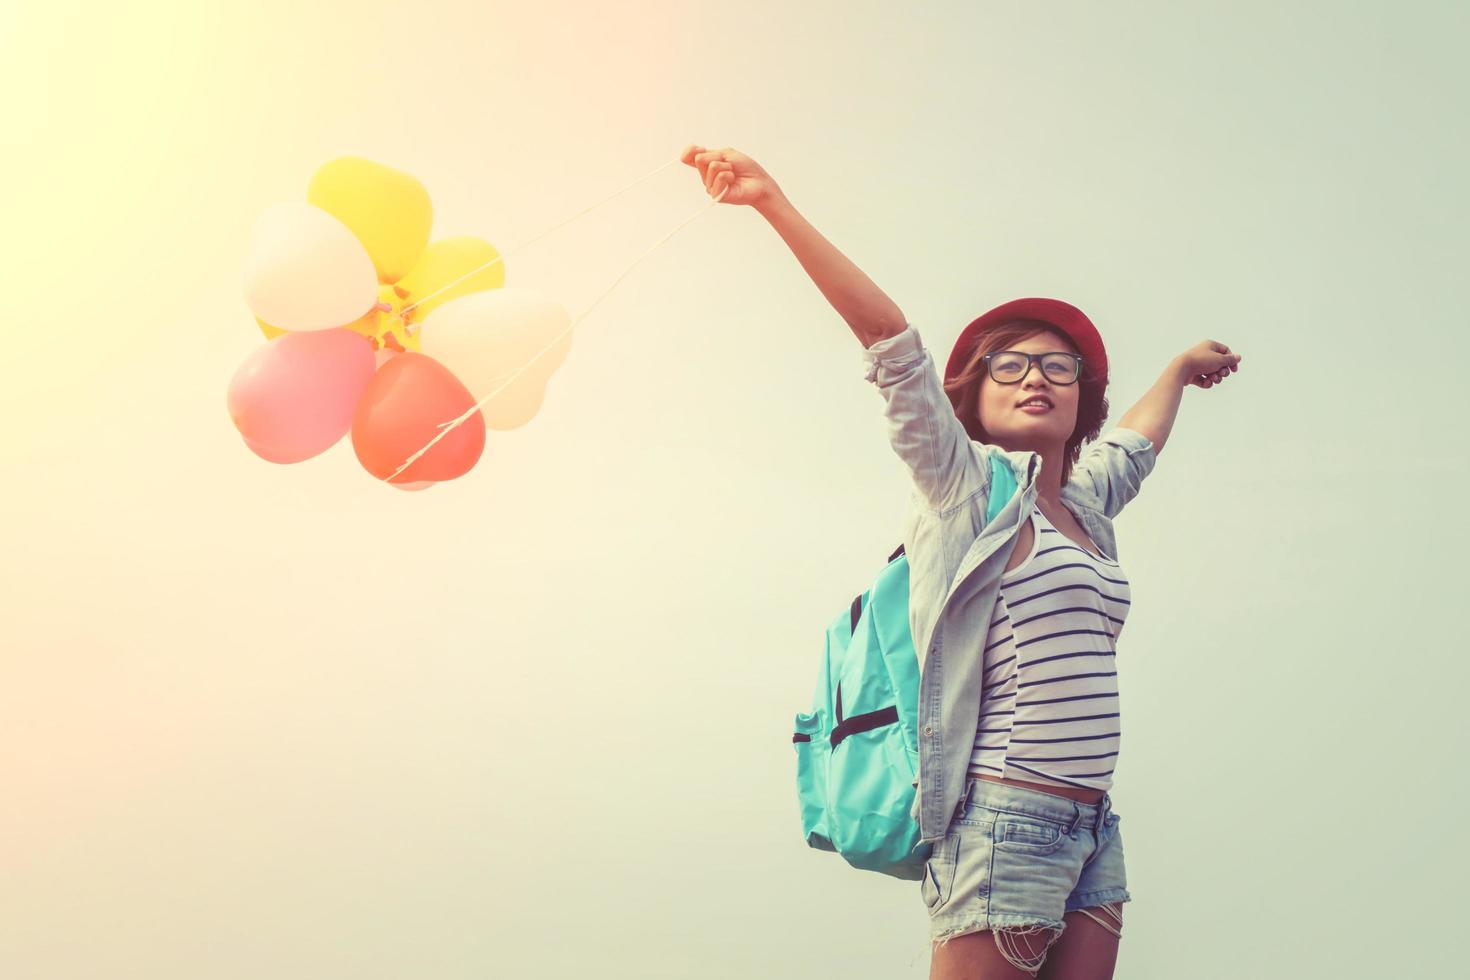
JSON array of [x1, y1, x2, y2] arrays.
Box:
[[860, 323, 987, 513], [1076, 426, 1157, 519]]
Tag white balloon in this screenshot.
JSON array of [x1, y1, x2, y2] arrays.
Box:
[[243, 202, 378, 331], [417, 287, 573, 430]]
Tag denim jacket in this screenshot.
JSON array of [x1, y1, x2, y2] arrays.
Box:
[[860, 323, 1158, 846]]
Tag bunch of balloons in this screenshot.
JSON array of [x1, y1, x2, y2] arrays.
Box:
[[230, 157, 573, 490]]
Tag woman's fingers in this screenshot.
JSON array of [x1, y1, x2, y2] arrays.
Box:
[[686, 149, 725, 192], [700, 155, 723, 188], [695, 150, 727, 180], [1194, 364, 1239, 387], [703, 163, 732, 197], [681, 145, 716, 188]]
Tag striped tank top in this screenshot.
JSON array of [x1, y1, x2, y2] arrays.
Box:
[[968, 502, 1132, 793]]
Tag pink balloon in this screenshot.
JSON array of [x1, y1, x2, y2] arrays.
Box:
[[228, 328, 376, 464]]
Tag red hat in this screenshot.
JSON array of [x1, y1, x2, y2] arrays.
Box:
[[944, 297, 1109, 391]]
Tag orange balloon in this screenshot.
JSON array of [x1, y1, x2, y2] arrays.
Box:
[[351, 352, 486, 484]]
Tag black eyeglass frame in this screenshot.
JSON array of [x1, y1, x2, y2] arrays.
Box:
[[980, 350, 1085, 386]]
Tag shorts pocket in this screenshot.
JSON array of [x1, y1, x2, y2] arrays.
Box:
[[921, 834, 960, 911], [994, 814, 1068, 855], [921, 860, 942, 909], [1105, 811, 1123, 852]]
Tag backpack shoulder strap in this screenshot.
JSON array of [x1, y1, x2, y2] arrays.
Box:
[[985, 452, 1017, 525]]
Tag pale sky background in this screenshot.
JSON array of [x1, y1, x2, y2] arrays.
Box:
[[2, 1, 1465, 978]]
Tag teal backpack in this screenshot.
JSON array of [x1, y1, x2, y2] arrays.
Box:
[[792, 453, 1018, 880]]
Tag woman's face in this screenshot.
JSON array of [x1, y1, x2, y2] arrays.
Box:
[[975, 329, 1081, 449]]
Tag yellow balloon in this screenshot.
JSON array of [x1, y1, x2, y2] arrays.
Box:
[[255, 283, 422, 353], [393, 236, 506, 326], [307, 157, 432, 285]]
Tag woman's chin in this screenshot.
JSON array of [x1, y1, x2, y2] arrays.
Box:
[[992, 421, 1066, 451]]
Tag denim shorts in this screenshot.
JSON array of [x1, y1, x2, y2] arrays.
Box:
[[921, 775, 1131, 955]]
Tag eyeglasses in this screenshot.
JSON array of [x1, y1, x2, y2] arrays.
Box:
[[980, 350, 1084, 385]]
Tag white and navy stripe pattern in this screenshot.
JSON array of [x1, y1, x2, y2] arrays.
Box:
[[968, 504, 1132, 793]]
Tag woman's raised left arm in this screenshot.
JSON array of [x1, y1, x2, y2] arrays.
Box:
[[1117, 339, 1243, 457]]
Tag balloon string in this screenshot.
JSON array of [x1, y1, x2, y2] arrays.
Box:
[[384, 177, 729, 484], [392, 156, 684, 333]]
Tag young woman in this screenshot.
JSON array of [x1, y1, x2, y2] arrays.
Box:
[[681, 145, 1241, 980]]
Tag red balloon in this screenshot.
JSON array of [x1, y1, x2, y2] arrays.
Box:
[[352, 352, 486, 483]]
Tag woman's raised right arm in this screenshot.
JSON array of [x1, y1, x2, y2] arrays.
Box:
[[681, 144, 988, 512]]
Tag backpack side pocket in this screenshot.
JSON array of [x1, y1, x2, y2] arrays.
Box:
[[793, 708, 835, 852]]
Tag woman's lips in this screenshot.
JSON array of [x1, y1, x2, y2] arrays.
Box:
[[1018, 403, 1052, 414]]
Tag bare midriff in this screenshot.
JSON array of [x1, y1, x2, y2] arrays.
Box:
[[970, 771, 1105, 805]]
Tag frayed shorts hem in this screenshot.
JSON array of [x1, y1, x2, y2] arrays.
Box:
[[930, 892, 1129, 947], [931, 913, 1066, 948], [1065, 887, 1131, 913], [930, 918, 995, 948]]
